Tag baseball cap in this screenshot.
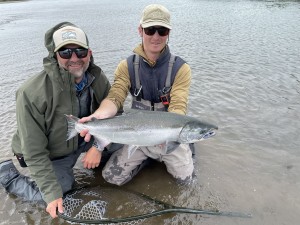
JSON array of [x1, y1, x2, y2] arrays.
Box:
[[53, 25, 88, 52], [140, 4, 172, 29]]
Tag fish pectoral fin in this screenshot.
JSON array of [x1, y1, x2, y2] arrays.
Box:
[[94, 137, 111, 150], [165, 141, 181, 154], [127, 145, 139, 159]]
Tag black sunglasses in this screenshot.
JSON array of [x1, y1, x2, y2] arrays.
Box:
[[57, 48, 88, 59], [143, 26, 170, 36]]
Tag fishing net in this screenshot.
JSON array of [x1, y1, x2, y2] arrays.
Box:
[[59, 186, 163, 224], [58, 186, 251, 224]]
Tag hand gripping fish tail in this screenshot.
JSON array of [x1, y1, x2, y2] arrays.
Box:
[[65, 114, 80, 141]]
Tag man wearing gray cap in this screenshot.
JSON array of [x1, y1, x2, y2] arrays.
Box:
[[80, 4, 194, 185], [0, 22, 110, 218]]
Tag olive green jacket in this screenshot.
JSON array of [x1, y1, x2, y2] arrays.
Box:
[[11, 22, 110, 204]]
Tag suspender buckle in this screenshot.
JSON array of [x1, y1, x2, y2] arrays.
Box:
[[159, 89, 170, 106], [160, 95, 170, 105], [162, 87, 171, 94]]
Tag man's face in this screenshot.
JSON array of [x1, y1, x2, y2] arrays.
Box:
[[139, 26, 170, 55], [56, 44, 92, 82]]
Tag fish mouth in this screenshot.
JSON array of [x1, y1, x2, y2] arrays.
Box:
[[202, 129, 217, 140]]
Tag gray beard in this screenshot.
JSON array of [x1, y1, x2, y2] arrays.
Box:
[[69, 67, 85, 80], [58, 61, 89, 82]]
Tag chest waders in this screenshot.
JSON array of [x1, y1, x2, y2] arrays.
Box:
[[128, 53, 185, 111]]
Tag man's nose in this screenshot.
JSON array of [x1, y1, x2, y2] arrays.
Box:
[[69, 52, 79, 60]]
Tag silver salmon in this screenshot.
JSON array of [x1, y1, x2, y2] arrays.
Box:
[[65, 109, 218, 157]]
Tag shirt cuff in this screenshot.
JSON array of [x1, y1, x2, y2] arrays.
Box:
[[92, 140, 104, 152]]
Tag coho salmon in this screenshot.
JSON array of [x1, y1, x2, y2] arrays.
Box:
[[65, 109, 218, 157]]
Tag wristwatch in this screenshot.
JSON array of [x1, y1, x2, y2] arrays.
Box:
[[92, 140, 104, 152]]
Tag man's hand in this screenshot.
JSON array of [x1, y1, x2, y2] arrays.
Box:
[[46, 198, 63, 218], [78, 112, 113, 142], [78, 114, 95, 142], [78, 99, 118, 142], [82, 146, 102, 169]]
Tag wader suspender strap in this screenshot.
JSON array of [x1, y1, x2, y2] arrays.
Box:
[[133, 53, 177, 105], [164, 54, 176, 93], [133, 54, 142, 97], [133, 53, 176, 95]]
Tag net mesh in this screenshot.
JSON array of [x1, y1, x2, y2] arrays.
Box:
[[61, 186, 164, 224], [74, 200, 107, 220], [63, 192, 84, 217]]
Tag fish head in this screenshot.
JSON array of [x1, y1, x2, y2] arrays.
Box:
[[179, 121, 218, 143]]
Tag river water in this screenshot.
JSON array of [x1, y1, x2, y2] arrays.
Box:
[[0, 0, 299, 224]]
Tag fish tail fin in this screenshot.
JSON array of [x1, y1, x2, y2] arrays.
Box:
[[65, 114, 79, 141]]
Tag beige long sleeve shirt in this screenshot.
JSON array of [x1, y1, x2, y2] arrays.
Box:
[[107, 44, 191, 115]]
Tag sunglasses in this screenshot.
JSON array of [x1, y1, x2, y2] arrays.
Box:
[[57, 48, 88, 59], [143, 26, 170, 36]]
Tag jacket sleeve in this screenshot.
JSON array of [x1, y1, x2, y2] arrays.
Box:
[[15, 88, 63, 204], [106, 59, 131, 109], [168, 63, 191, 115]]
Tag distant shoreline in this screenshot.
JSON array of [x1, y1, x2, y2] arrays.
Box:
[[0, 0, 27, 2]]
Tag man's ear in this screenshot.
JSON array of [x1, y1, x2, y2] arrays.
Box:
[[138, 26, 143, 37]]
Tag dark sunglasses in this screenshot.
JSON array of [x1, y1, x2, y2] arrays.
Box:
[[57, 48, 88, 59], [143, 26, 170, 36]]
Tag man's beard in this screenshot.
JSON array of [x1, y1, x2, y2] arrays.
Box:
[[59, 60, 89, 81]]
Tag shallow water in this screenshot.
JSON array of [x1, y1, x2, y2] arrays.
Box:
[[0, 0, 299, 224]]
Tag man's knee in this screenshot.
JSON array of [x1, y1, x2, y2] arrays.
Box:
[[103, 158, 146, 186], [166, 159, 194, 183], [174, 169, 196, 185], [102, 168, 129, 186]]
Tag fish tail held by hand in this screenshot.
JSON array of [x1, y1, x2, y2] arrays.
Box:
[[65, 115, 79, 140]]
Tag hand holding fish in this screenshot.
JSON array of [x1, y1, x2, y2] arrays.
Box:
[[78, 115, 93, 142], [78, 99, 119, 142], [78, 112, 111, 142]]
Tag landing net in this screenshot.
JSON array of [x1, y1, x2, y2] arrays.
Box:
[[58, 186, 251, 224], [59, 186, 163, 224]]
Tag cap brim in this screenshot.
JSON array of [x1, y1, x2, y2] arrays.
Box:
[[54, 41, 88, 52], [141, 21, 172, 30]]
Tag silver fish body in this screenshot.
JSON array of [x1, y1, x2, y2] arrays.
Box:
[[65, 109, 218, 156]]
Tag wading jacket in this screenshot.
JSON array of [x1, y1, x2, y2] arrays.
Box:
[[11, 22, 110, 204], [107, 44, 191, 115]]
